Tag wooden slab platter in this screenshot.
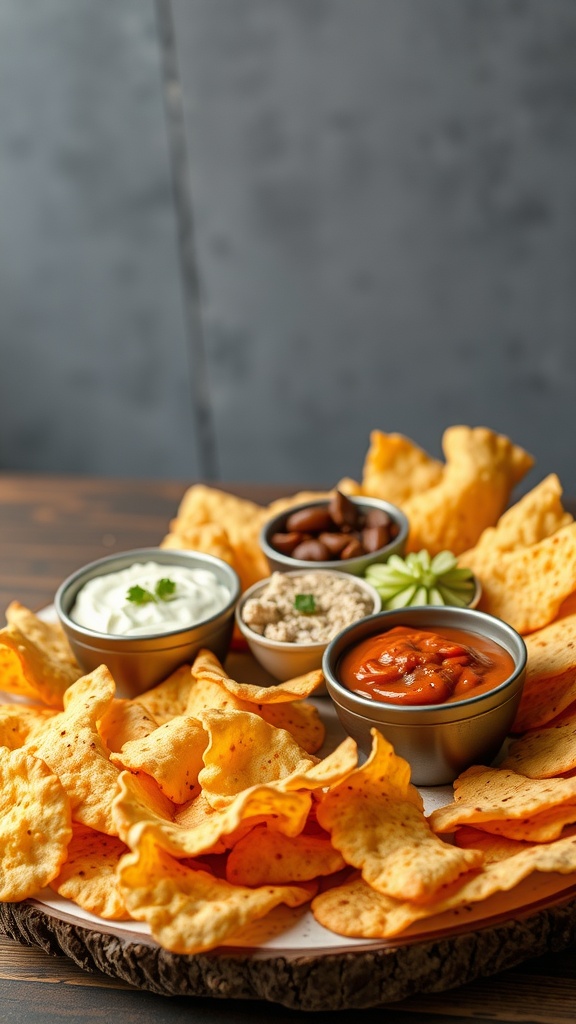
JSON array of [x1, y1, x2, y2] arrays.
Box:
[[2, 885, 576, 1011]]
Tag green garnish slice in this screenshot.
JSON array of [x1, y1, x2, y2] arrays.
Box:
[[127, 578, 177, 605], [155, 577, 177, 601], [365, 550, 476, 609], [294, 593, 316, 614], [126, 584, 156, 605]]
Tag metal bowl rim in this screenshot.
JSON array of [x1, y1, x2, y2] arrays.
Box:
[[54, 547, 241, 643], [259, 496, 410, 570], [322, 605, 528, 716]]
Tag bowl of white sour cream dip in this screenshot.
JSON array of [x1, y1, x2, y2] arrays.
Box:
[[55, 548, 240, 697]]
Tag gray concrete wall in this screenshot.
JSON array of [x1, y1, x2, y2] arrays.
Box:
[[0, 0, 198, 478], [1, 0, 575, 495]]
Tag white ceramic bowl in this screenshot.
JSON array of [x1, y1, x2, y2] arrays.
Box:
[[235, 569, 382, 684], [55, 547, 240, 698]]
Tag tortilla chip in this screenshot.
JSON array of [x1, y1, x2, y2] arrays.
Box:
[[98, 698, 159, 752], [187, 650, 325, 754], [316, 730, 482, 902], [135, 664, 195, 725], [402, 426, 533, 555], [192, 648, 323, 703], [226, 824, 345, 886], [360, 431, 444, 505], [197, 708, 316, 808], [113, 770, 313, 860], [50, 824, 129, 919], [312, 833, 576, 939], [160, 521, 236, 566], [502, 713, 576, 778], [165, 484, 269, 591], [110, 714, 207, 804], [24, 666, 120, 835], [429, 765, 576, 834], [0, 602, 82, 706], [512, 613, 576, 732], [0, 746, 72, 901], [453, 825, 533, 861], [0, 703, 55, 749], [472, 523, 576, 634], [466, 805, 576, 843], [117, 831, 314, 954], [461, 474, 572, 562]]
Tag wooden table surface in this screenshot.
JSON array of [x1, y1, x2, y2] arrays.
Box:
[[1, 472, 576, 1024]]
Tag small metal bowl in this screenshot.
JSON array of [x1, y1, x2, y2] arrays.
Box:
[[322, 606, 527, 786], [55, 548, 241, 698], [260, 496, 409, 576], [235, 570, 381, 684]]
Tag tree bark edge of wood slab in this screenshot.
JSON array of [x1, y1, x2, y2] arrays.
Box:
[[2, 898, 576, 1010]]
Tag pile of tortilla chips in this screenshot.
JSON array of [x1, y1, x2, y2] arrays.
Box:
[[161, 424, 576, 637], [2, 423, 576, 953]]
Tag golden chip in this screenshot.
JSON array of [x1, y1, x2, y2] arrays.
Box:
[[473, 523, 576, 634], [465, 806, 576, 843], [512, 613, 576, 731], [316, 730, 482, 902], [360, 431, 444, 505], [312, 833, 576, 939], [174, 483, 266, 541], [197, 708, 316, 808], [429, 765, 576, 834], [402, 426, 533, 555], [188, 649, 325, 754], [24, 665, 120, 835], [117, 831, 315, 954], [226, 823, 345, 886], [135, 664, 195, 724], [165, 484, 269, 590], [0, 602, 82, 706], [502, 712, 576, 778], [453, 825, 533, 862], [461, 473, 573, 562], [0, 703, 55, 750], [110, 714, 207, 804], [50, 823, 129, 919], [160, 520, 236, 567], [113, 769, 314, 860], [192, 648, 324, 703], [0, 746, 72, 901], [97, 697, 159, 752]]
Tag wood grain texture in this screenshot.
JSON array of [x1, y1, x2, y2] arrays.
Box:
[[0, 473, 282, 614]]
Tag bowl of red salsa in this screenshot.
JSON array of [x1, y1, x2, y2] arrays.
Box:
[[322, 606, 527, 786]]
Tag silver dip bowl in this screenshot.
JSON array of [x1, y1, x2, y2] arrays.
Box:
[[260, 496, 409, 576], [322, 606, 527, 786], [55, 547, 240, 698]]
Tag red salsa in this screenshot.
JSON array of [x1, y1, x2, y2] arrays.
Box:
[[339, 625, 515, 706]]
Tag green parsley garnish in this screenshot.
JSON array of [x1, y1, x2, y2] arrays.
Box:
[[156, 577, 176, 601], [294, 593, 316, 614], [126, 584, 156, 605], [126, 578, 177, 605]]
